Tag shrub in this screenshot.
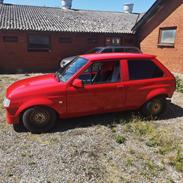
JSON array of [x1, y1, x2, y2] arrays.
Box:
[[115, 135, 126, 144], [126, 157, 134, 166], [146, 139, 157, 147], [168, 149, 183, 172], [111, 127, 116, 133], [124, 121, 155, 136], [144, 160, 162, 176], [176, 76, 183, 93]]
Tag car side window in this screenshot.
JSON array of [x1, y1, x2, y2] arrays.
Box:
[[128, 60, 164, 80], [78, 61, 121, 84], [124, 48, 140, 53], [114, 48, 124, 53], [102, 48, 113, 53]]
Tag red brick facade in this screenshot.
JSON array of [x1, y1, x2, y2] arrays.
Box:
[[137, 0, 183, 73], [1, 1, 183, 74], [0, 31, 135, 73]]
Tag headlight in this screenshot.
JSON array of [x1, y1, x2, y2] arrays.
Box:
[[3, 97, 11, 108]]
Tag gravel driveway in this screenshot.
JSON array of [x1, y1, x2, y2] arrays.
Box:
[[0, 74, 183, 183]]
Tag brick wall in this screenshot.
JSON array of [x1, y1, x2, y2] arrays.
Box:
[[137, 0, 183, 73], [0, 31, 135, 73]]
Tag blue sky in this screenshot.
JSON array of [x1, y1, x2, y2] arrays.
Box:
[[5, 0, 155, 13]]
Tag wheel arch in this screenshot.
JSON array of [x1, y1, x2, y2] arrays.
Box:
[[141, 89, 169, 108], [16, 98, 60, 121], [146, 89, 169, 102], [140, 93, 168, 118]]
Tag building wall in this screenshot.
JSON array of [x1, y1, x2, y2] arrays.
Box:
[[0, 31, 135, 73], [137, 0, 183, 73]]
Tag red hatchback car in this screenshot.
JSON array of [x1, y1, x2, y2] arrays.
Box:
[[3, 53, 176, 133]]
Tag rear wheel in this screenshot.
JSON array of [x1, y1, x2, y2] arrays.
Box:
[[141, 97, 167, 119], [22, 106, 57, 133]]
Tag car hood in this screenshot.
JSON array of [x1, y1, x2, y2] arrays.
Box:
[[7, 74, 62, 99]]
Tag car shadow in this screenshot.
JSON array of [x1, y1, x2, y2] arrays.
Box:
[[159, 101, 183, 120], [52, 111, 133, 133], [53, 101, 183, 133], [13, 111, 134, 133], [14, 102, 183, 133]]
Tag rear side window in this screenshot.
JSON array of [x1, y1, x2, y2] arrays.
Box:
[[102, 48, 113, 53], [114, 48, 124, 53], [128, 60, 164, 80], [124, 48, 140, 53]]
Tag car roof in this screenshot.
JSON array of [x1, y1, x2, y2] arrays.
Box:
[[80, 53, 155, 61]]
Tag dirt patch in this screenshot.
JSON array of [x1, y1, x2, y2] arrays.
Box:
[[0, 74, 183, 183]]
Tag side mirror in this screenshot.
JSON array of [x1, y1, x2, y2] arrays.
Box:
[[72, 79, 84, 88]]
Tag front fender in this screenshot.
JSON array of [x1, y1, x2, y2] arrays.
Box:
[[15, 98, 55, 117]]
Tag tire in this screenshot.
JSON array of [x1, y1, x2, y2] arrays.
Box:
[[13, 123, 27, 133], [141, 97, 167, 119], [22, 106, 57, 133]]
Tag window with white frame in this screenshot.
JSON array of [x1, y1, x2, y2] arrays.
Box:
[[158, 27, 177, 47]]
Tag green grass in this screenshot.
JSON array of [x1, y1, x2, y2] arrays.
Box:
[[125, 157, 134, 166], [168, 149, 183, 172], [146, 129, 178, 155], [143, 160, 163, 177], [28, 161, 36, 166], [0, 76, 14, 109], [7, 172, 14, 177], [111, 127, 116, 133], [115, 135, 126, 144], [122, 118, 183, 174], [0, 85, 5, 108], [124, 120, 179, 155], [129, 148, 136, 155], [124, 120, 155, 136], [176, 76, 183, 93], [0, 80, 6, 125]]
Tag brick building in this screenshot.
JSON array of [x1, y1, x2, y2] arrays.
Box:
[[0, 0, 183, 73], [133, 0, 183, 73], [0, 2, 140, 73]]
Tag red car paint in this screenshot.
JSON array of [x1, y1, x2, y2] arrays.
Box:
[[4, 53, 176, 124]]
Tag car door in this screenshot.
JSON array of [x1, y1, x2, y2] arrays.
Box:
[[66, 60, 126, 116]]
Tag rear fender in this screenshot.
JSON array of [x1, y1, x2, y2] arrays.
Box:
[[146, 88, 169, 102]]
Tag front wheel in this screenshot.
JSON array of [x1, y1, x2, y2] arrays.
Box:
[[22, 106, 57, 133], [141, 97, 167, 119]]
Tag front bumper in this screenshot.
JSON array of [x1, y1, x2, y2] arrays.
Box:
[[6, 110, 19, 124]]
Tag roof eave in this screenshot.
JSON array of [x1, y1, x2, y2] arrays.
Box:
[[132, 0, 163, 32], [0, 28, 134, 34]]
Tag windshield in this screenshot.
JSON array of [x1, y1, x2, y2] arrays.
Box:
[[56, 57, 88, 82]]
